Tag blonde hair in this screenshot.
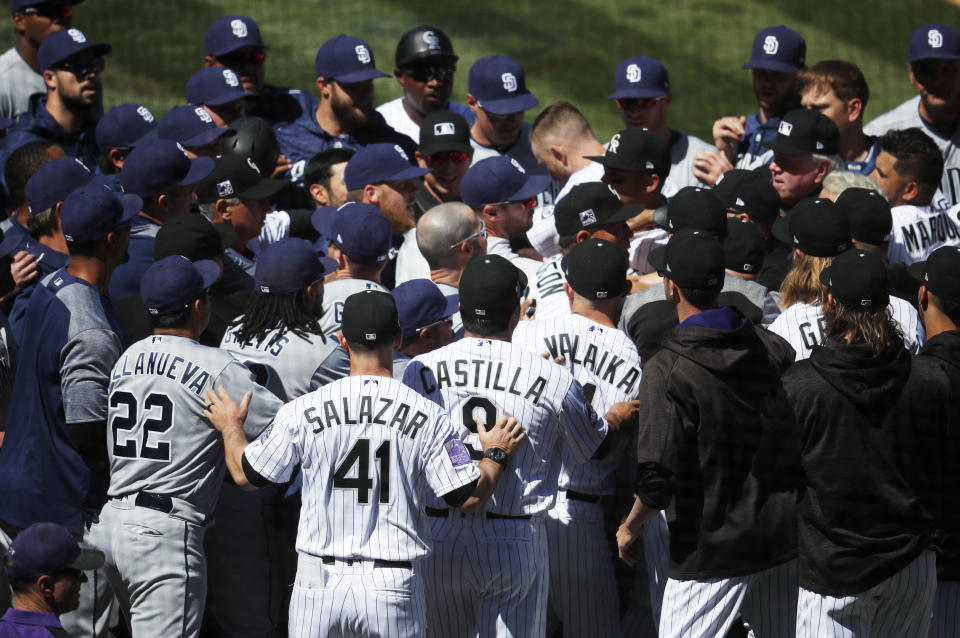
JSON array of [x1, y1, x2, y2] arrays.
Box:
[[778, 253, 834, 309]]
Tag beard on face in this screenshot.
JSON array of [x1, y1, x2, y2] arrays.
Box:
[[331, 89, 371, 128]]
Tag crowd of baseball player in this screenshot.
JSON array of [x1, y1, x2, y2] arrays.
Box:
[[0, 3, 957, 637]]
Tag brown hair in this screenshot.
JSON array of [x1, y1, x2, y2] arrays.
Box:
[[778, 253, 833, 309], [797, 60, 869, 108], [823, 303, 901, 357]]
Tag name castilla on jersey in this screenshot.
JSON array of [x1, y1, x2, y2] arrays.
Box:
[[415, 358, 549, 404]]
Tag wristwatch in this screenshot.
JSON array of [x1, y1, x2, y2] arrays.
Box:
[[483, 447, 509, 467]]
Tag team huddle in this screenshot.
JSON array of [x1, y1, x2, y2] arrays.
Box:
[[0, 3, 957, 637]]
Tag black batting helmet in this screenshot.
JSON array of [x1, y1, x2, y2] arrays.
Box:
[[220, 116, 280, 175], [395, 26, 457, 68]]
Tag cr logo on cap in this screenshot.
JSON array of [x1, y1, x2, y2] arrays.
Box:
[[422, 30, 440, 49], [230, 19, 248, 38], [501, 72, 517, 93], [223, 69, 240, 87], [626, 63, 642, 83], [608, 133, 621, 154], [68, 28, 86, 44], [778, 121, 793, 136], [195, 107, 213, 124], [763, 35, 779, 55], [929, 29, 944, 48], [434, 122, 455, 136], [137, 106, 154, 123], [355, 45, 371, 64]]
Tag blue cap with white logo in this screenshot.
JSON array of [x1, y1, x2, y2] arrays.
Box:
[[468, 55, 538, 116], [460, 156, 551, 209], [157, 105, 235, 148], [120, 140, 215, 198], [311, 202, 392, 266], [141, 255, 221, 316], [96, 103, 157, 150], [254, 237, 336, 294], [38, 27, 110, 71], [608, 57, 670, 100], [391, 279, 459, 338], [205, 15, 263, 57], [60, 183, 142, 245], [25, 157, 93, 214], [742, 25, 806, 74], [343, 143, 430, 191], [909, 23, 960, 63], [314, 34, 390, 83], [186, 67, 250, 106]]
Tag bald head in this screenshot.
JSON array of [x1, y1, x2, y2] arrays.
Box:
[[417, 202, 484, 270]]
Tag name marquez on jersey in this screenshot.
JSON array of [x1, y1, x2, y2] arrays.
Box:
[[541, 333, 640, 395], [303, 396, 427, 440], [111, 351, 211, 397], [899, 213, 959, 254], [418, 359, 547, 405]]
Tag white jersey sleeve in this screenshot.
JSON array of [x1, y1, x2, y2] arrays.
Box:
[[243, 402, 302, 485]]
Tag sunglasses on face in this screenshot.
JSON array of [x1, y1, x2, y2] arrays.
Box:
[[22, 2, 71, 20], [449, 219, 487, 249], [616, 97, 665, 110], [54, 56, 104, 78], [417, 317, 454, 333], [488, 196, 537, 209], [217, 49, 266, 67], [425, 151, 469, 167], [402, 65, 454, 83]]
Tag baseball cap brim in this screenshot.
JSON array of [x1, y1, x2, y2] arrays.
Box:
[[381, 165, 432, 183], [236, 176, 285, 200], [742, 59, 801, 74], [476, 92, 539, 116], [202, 87, 251, 107], [193, 259, 222, 289], [584, 153, 660, 173], [118, 193, 144, 224], [606, 87, 667, 100], [177, 157, 216, 187], [605, 203, 643, 225], [47, 42, 111, 70], [317, 255, 338, 277], [311, 205, 338, 239], [0, 117, 12, 131], [508, 174, 552, 203], [182, 125, 234, 149], [764, 137, 812, 155], [770, 215, 791, 245], [332, 69, 391, 83], [419, 138, 473, 156], [907, 260, 926, 283], [648, 245, 667, 273]]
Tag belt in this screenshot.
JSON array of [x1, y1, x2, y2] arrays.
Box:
[[321, 556, 411, 569], [563, 489, 604, 504], [132, 492, 208, 526], [424, 507, 531, 520], [135, 491, 175, 514]]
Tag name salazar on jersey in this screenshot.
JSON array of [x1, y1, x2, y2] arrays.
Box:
[[416, 358, 548, 405], [303, 396, 429, 440], [110, 350, 211, 397], [541, 333, 640, 395]]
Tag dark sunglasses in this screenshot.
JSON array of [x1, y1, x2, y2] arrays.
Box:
[[54, 56, 104, 78], [425, 151, 469, 167], [401, 65, 454, 83], [21, 2, 71, 19], [616, 97, 665, 110], [217, 49, 266, 67], [488, 196, 537, 209]]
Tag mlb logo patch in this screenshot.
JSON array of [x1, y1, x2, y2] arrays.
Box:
[[365, 332, 376, 340], [231, 19, 248, 38], [137, 106, 154, 123], [579, 209, 598, 226], [223, 70, 240, 87], [778, 121, 794, 136], [355, 45, 371, 64], [763, 35, 779, 55], [434, 122, 455, 136], [259, 285, 270, 293], [626, 63, 642, 83], [501, 72, 518, 92], [68, 28, 86, 43], [596, 291, 608, 298], [217, 180, 234, 197]]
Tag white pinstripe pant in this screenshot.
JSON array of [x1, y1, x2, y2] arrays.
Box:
[[929, 580, 960, 638], [660, 559, 798, 638], [288, 553, 424, 638], [797, 550, 936, 638]]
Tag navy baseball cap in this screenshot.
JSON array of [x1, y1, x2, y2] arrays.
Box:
[[60, 184, 142, 245], [819, 249, 888, 312], [459, 254, 527, 320], [343, 143, 430, 191], [205, 15, 264, 57], [765, 109, 839, 156], [25, 157, 93, 214], [554, 182, 637, 236], [608, 56, 670, 100], [11, 0, 82, 12], [908, 246, 960, 303], [460, 156, 551, 209], [742, 25, 806, 74], [141, 255, 220, 316], [585, 129, 671, 176], [3, 522, 103, 580], [772, 198, 851, 257], [158, 105, 235, 148], [255, 238, 336, 294], [96, 104, 156, 150], [120, 140, 215, 198], [562, 239, 628, 300], [195, 153, 285, 204], [311, 202, 392, 266], [340, 290, 400, 345], [649, 229, 724, 289], [909, 23, 960, 63], [186, 67, 249, 107], [468, 55, 538, 116], [392, 279, 459, 338], [38, 28, 110, 71], [314, 34, 390, 83]]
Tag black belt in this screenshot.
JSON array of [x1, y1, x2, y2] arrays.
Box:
[[424, 507, 530, 520], [563, 489, 604, 504], [321, 556, 411, 569], [135, 492, 173, 514]]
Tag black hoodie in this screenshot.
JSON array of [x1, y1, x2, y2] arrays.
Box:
[[635, 308, 798, 579], [777, 335, 952, 596]]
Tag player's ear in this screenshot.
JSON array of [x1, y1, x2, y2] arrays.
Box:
[[42, 69, 57, 91], [549, 144, 566, 165], [826, 292, 838, 312], [574, 229, 591, 245], [215, 197, 231, 221], [846, 97, 863, 122], [363, 184, 379, 205], [563, 282, 575, 304], [308, 182, 330, 207], [902, 180, 921, 204], [336, 331, 350, 351], [918, 285, 929, 311], [36, 574, 55, 597]]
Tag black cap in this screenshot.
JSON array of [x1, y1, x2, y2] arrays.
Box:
[[419, 111, 472, 156], [819, 249, 889, 312], [340, 290, 401, 345], [220, 116, 281, 176], [154, 214, 236, 261], [665, 187, 727, 238], [585, 129, 670, 176], [765, 109, 839, 156], [724, 218, 767, 274], [649, 229, 724, 289], [717, 171, 781, 225], [772, 198, 850, 257], [554, 182, 637, 236], [712, 169, 754, 204], [561, 239, 628, 300], [395, 26, 457, 68], [835, 187, 892, 245], [459, 254, 527, 320], [908, 246, 960, 303], [196, 154, 285, 204]]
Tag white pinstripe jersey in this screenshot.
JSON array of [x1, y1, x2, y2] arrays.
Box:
[[220, 324, 349, 402], [768, 298, 925, 361], [512, 314, 641, 494], [887, 204, 960, 267], [402, 338, 609, 515], [318, 278, 388, 338], [530, 255, 572, 319], [630, 227, 669, 275], [106, 335, 284, 516], [243, 375, 479, 561]]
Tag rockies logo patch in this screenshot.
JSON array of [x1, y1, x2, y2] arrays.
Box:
[[444, 439, 471, 467]]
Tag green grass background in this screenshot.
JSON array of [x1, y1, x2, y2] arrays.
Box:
[[9, 0, 956, 142]]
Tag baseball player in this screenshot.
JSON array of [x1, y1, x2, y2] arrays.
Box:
[[391, 278, 459, 380], [311, 202, 392, 336], [772, 249, 949, 636], [402, 254, 639, 638], [513, 239, 640, 638], [88, 256, 283, 638], [204, 290, 525, 638], [617, 230, 798, 638]]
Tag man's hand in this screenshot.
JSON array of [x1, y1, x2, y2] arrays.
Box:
[[477, 415, 526, 456], [271, 153, 293, 179], [541, 351, 566, 365], [605, 400, 640, 433], [627, 272, 662, 293], [692, 150, 734, 187], [204, 386, 252, 433], [617, 523, 644, 566], [712, 115, 746, 159], [10, 251, 38, 290]]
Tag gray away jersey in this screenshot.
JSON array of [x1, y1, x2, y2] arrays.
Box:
[[318, 278, 388, 338], [513, 314, 641, 495], [221, 323, 350, 401], [243, 375, 479, 561], [402, 338, 609, 515], [887, 203, 960, 266], [106, 335, 284, 516]]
